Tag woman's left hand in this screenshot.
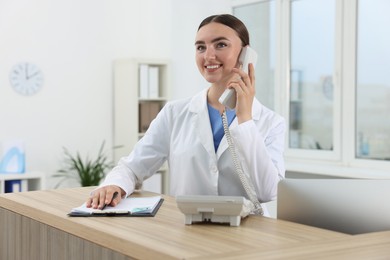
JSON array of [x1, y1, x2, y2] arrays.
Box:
[[227, 63, 256, 124]]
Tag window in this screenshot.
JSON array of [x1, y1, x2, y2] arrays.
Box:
[[356, 0, 390, 160], [289, 0, 335, 150], [231, 0, 390, 173], [233, 0, 276, 110]]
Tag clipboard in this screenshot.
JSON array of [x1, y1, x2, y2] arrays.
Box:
[[68, 197, 164, 217]]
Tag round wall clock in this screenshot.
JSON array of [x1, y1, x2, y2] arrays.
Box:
[[9, 62, 44, 96]]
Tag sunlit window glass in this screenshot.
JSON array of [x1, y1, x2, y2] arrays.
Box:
[[234, 1, 276, 109], [356, 0, 390, 160], [289, 0, 335, 150]]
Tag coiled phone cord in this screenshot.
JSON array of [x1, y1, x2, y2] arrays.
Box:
[[221, 111, 264, 215]]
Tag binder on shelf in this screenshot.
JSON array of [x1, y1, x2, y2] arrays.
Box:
[[5, 180, 22, 193], [139, 64, 149, 98], [139, 102, 150, 133], [138, 64, 160, 99], [139, 102, 161, 133], [21, 179, 28, 192], [148, 66, 159, 98], [149, 102, 160, 123]]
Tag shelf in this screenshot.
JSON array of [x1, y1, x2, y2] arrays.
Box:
[[0, 171, 45, 193], [138, 97, 168, 102], [113, 58, 170, 194]]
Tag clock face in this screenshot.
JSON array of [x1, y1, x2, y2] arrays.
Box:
[[9, 62, 44, 96]]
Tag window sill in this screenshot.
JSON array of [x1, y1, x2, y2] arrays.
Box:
[[285, 160, 390, 179]]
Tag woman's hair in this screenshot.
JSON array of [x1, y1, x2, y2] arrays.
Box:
[[197, 14, 250, 46]]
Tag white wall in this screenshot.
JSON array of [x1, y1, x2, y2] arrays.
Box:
[[0, 0, 230, 188], [171, 0, 232, 99]]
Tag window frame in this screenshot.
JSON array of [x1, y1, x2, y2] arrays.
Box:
[[282, 0, 342, 161], [231, 0, 390, 175]]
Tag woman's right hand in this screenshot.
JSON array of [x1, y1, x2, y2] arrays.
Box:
[[86, 185, 125, 209]]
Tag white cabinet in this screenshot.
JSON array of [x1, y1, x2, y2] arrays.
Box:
[[0, 171, 45, 193], [113, 58, 170, 194]]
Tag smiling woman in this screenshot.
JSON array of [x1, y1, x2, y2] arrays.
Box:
[[86, 14, 285, 218], [195, 23, 243, 101]]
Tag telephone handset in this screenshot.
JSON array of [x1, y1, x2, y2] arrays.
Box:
[[218, 46, 258, 109], [219, 46, 263, 215]]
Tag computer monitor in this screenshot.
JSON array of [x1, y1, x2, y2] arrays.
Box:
[[277, 178, 390, 234]]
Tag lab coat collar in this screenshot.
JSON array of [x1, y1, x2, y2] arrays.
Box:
[[190, 88, 217, 160], [189, 88, 263, 159], [188, 88, 208, 113], [189, 88, 263, 119]]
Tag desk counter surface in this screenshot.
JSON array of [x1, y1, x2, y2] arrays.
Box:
[[0, 187, 386, 259]]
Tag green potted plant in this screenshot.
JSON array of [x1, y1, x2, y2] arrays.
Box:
[[54, 141, 113, 188]]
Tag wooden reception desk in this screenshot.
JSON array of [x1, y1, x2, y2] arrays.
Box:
[[1, 187, 389, 259]]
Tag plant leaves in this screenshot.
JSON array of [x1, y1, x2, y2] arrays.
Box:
[[55, 141, 113, 188]]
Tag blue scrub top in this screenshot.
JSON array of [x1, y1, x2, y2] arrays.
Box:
[[207, 104, 236, 152]]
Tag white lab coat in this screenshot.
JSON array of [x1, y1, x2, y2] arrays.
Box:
[[101, 88, 285, 215]]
